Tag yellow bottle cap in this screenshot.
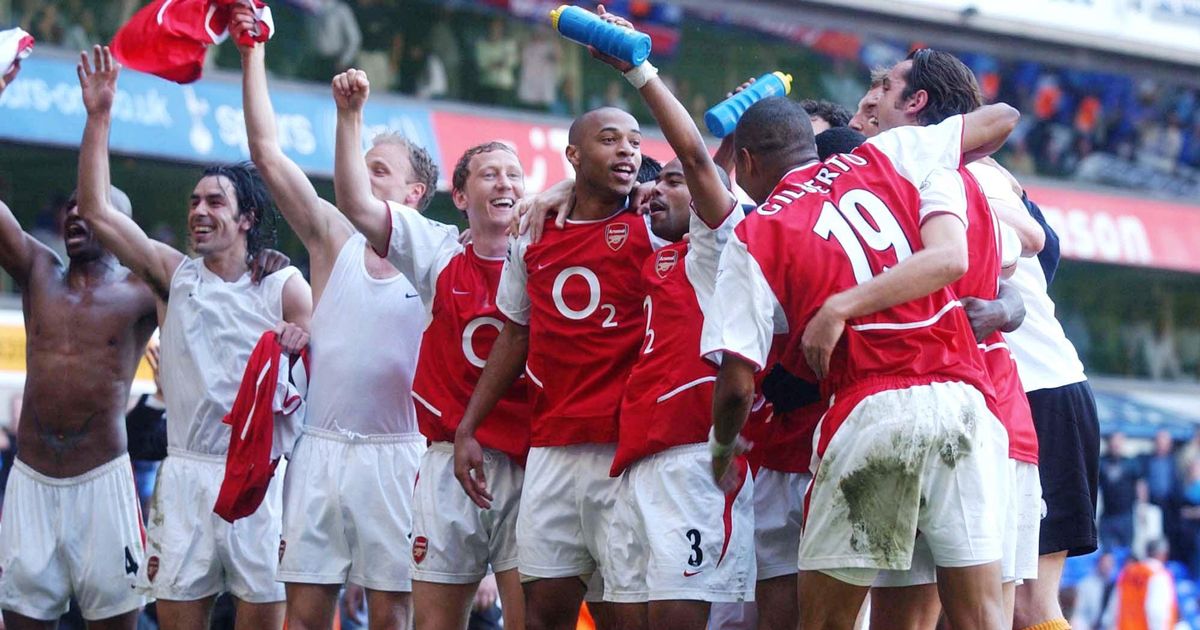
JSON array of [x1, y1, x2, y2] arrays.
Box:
[[772, 71, 794, 95], [550, 5, 567, 30]]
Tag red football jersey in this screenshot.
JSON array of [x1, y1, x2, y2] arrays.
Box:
[[412, 246, 531, 462], [611, 242, 716, 474], [953, 167, 1038, 464], [498, 209, 663, 447], [745, 403, 823, 475], [702, 115, 995, 459]]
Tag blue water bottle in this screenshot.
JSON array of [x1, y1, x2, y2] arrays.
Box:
[[704, 72, 794, 138], [550, 5, 652, 67]]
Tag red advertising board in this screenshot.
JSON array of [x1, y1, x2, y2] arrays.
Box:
[[431, 111, 676, 194], [1025, 184, 1200, 274]]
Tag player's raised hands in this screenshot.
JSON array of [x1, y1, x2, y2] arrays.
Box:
[[454, 431, 493, 509], [77, 45, 119, 116], [332, 68, 370, 113], [587, 4, 635, 73], [228, 4, 261, 52], [0, 60, 20, 97]]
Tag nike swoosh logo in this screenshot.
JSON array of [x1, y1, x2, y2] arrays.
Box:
[[405, 292, 419, 299], [452, 288, 470, 296], [683, 570, 702, 577], [536, 263, 551, 271]]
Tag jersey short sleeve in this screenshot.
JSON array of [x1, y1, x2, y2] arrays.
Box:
[[385, 201, 463, 308], [686, 198, 741, 311], [866, 114, 964, 184], [496, 232, 531, 326], [998, 221, 1021, 269], [918, 167, 969, 227], [699, 230, 786, 371]]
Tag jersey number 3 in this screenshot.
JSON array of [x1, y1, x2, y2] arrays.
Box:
[[813, 189, 913, 284]]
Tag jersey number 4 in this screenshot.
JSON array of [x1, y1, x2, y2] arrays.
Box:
[[813, 189, 913, 284]]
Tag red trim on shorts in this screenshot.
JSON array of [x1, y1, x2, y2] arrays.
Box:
[[716, 457, 749, 568], [129, 464, 146, 547]]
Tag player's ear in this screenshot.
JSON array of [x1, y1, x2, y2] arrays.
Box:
[[736, 147, 753, 178], [451, 187, 469, 211], [565, 144, 581, 171], [406, 183, 427, 209], [908, 89, 929, 119]]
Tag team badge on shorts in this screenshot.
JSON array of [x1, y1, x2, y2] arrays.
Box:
[[605, 224, 629, 251], [413, 536, 429, 564], [147, 556, 159, 582], [278, 540, 287, 564], [655, 249, 679, 277]]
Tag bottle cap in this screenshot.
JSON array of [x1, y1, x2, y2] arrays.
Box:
[[549, 5, 567, 30], [772, 71, 794, 95]]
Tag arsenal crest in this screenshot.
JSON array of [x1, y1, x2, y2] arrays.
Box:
[[147, 556, 160, 582], [655, 249, 679, 278], [413, 536, 429, 564], [605, 224, 629, 251]]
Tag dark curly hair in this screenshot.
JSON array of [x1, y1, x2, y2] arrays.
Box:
[[799, 99, 852, 129], [201, 162, 278, 262]]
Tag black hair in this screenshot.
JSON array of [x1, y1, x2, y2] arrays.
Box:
[[902, 48, 983, 125], [637, 155, 662, 184], [201, 162, 277, 262], [734, 97, 815, 165], [799, 99, 852, 128], [816, 127, 867, 161]]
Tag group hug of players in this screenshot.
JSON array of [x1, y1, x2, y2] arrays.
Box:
[[0, 6, 1102, 630]]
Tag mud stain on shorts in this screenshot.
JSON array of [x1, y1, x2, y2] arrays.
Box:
[[838, 445, 923, 566]]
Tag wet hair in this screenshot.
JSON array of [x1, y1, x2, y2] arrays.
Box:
[[201, 162, 277, 261], [816, 127, 867, 161], [452, 141, 519, 194], [902, 48, 983, 125], [800, 99, 852, 128], [637, 155, 662, 184], [372, 132, 440, 211], [734, 97, 815, 165]]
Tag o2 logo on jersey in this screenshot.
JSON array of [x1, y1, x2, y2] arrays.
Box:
[[462, 317, 504, 368], [553, 266, 619, 328], [655, 249, 679, 278], [605, 224, 629, 251]]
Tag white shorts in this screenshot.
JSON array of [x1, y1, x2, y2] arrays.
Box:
[[139, 448, 286, 603], [873, 459, 1042, 588], [518, 444, 621, 599], [411, 442, 523, 584], [278, 428, 425, 592], [799, 381, 1008, 583], [754, 468, 810, 581], [1003, 460, 1042, 583], [604, 444, 755, 603], [0, 455, 147, 620]]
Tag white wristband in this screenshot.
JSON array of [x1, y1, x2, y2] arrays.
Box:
[[709, 426, 735, 458], [623, 62, 658, 90]]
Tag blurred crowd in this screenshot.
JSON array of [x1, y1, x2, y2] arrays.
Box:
[[5, 0, 1200, 201]]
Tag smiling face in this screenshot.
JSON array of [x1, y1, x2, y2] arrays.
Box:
[[187, 175, 250, 257], [567, 108, 642, 200], [646, 158, 692, 243], [452, 148, 525, 232], [849, 85, 883, 137]]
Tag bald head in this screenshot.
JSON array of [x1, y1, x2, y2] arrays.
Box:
[[110, 186, 132, 217], [733, 97, 818, 204], [568, 107, 639, 145]]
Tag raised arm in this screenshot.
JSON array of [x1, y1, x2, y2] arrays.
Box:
[[234, 13, 351, 269], [589, 9, 732, 223], [961, 103, 1020, 163], [77, 46, 182, 298], [333, 69, 391, 253], [0, 198, 56, 286]]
